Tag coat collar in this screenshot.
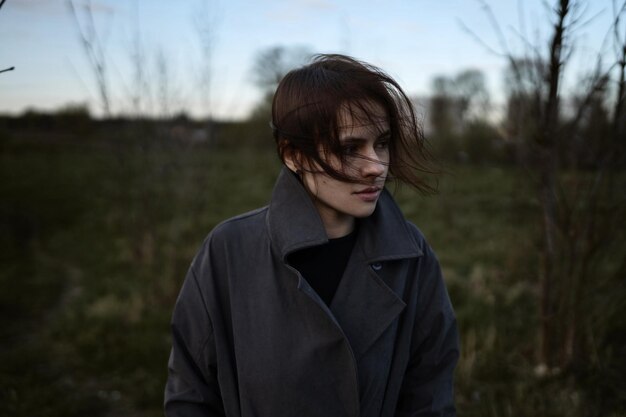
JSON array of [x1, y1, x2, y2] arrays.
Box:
[[266, 166, 423, 262], [267, 166, 424, 361]]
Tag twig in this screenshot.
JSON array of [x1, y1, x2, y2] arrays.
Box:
[[456, 19, 506, 57], [477, 0, 513, 55], [1, 1, 14, 75], [66, 0, 111, 116]]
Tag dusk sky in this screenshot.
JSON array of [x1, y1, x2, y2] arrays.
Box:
[[0, 0, 615, 120]]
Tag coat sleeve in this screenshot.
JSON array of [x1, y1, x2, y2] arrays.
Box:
[[164, 262, 225, 417], [395, 240, 460, 417]]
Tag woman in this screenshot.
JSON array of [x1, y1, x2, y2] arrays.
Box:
[[165, 54, 459, 417]]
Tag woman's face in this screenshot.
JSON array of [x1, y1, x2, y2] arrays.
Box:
[[297, 102, 390, 238]]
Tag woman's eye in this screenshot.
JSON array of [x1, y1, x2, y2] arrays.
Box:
[[342, 145, 359, 155], [375, 141, 389, 150]]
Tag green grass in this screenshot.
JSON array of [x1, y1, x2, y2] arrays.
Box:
[[0, 141, 280, 416], [0, 138, 623, 416]]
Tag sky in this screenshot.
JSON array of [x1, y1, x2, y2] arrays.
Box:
[[0, 0, 617, 120]]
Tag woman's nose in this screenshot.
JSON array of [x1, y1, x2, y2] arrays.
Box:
[[360, 148, 386, 177]]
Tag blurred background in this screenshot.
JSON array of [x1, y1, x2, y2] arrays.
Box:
[[1, 0, 625, 416]]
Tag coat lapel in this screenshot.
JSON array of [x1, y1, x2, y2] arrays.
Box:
[[329, 246, 406, 360]]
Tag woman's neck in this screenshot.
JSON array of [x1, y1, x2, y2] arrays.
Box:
[[316, 205, 355, 239]]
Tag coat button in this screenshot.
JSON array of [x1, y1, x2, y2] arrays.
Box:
[[371, 262, 382, 271]]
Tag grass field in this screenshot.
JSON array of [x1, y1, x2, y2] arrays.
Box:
[[0, 136, 623, 416]]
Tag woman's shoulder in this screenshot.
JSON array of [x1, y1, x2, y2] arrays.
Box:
[[187, 206, 270, 276], [402, 220, 443, 265], [205, 205, 269, 246], [402, 220, 427, 250]]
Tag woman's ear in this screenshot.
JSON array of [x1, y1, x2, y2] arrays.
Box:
[[284, 153, 299, 174], [281, 141, 301, 174]]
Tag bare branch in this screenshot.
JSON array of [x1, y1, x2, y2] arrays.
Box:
[[613, 0, 626, 52], [477, 0, 513, 55], [456, 19, 505, 57], [0, 66, 14, 74], [611, 0, 626, 147], [0, 0, 6, 11], [462, 1, 538, 100], [566, 65, 608, 133], [510, 26, 544, 60]]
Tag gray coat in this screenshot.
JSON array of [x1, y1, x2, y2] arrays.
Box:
[[165, 167, 459, 417]]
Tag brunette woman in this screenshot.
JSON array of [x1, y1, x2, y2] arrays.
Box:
[[165, 54, 459, 417]]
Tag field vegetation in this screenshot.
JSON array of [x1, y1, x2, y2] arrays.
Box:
[[1, 125, 623, 416]]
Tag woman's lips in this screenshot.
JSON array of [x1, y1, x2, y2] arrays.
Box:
[[354, 186, 382, 202]]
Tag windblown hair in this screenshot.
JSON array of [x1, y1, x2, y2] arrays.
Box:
[[271, 53, 437, 193]]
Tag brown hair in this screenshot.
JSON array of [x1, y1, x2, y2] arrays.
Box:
[[271, 53, 437, 194]]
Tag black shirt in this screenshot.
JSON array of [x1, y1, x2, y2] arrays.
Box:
[[288, 227, 358, 306]]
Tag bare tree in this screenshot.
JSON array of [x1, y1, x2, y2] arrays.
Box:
[[248, 45, 313, 124], [252, 45, 312, 95], [455, 69, 490, 122], [155, 47, 183, 119], [128, 0, 150, 117], [465, 0, 626, 376], [193, 0, 219, 123], [429, 69, 490, 139], [66, 0, 113, 117]]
